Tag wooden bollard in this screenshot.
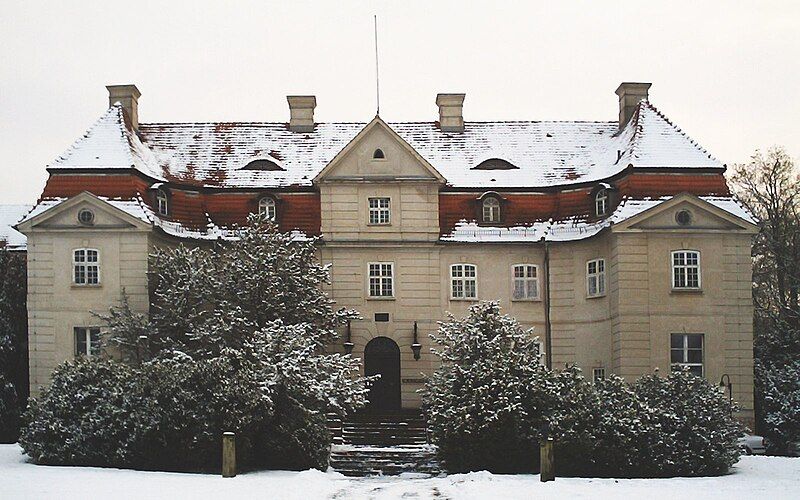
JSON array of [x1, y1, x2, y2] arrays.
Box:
[[540, 437, 555, 482], [222, 432, 236, 478]]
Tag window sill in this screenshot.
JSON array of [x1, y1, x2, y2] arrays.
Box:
[[366, 223, 392, 227], [511, 298, 542, 303], [450, 297, 479, 302], [367, 296, 396, 301], [72, 284, 102, 289], [671, 288, 703, 294], [586, 293, 606, 300]]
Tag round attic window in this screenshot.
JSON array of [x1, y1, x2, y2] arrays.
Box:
[[675, 209, 693, 226], [77, 208, 95, 225]]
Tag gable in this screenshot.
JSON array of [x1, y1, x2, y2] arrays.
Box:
[[17, 192, 152, 233], [314, 118, 445, 184], [613, 194, 758, 233]]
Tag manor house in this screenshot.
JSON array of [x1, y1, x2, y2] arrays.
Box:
[[17, 83, 757, 423]]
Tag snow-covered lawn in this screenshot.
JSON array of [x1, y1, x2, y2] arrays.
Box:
[[1, 444, 797, 500]]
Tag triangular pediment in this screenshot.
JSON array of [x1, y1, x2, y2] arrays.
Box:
[[613, 193, 758, 233], [16, 192, 152, 233], [313, 116, 445, 184]]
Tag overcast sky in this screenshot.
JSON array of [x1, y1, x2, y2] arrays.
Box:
[[1, 0, 798, 204]]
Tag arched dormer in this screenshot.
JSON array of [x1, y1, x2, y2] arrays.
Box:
[[476, 191, 505, 224], [590, 183, 616, 218], [471, 158, 519, 170], [257, 195, 278, 221], [150, 183, 170, 216], [242, 157, 285, 171], [372, 148, 386, 159]]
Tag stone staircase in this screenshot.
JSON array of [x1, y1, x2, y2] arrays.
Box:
[[328, 411, 441, 477]]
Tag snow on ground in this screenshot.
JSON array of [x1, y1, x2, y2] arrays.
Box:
[[2, 444, 797, 500]]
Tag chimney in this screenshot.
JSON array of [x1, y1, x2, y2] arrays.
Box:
[[287, 95, 316, 132], [106, 84, 141, 131], [615, 82, 651, 129], [436, 93, 466, 133]]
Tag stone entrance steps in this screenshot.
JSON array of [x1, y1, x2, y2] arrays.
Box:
[[328, 411, 441, 477]]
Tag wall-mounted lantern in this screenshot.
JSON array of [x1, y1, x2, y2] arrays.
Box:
[[411, 321, 422, 360], [343, 319, 354, 355], [719, 373, 733, 409]]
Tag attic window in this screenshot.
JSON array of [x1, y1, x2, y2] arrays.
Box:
[[472, 158, 519, 170], [243, 159, 285, 171], [156, 189, 169, 216], [373, 149, 385, 159], [595, 189, 609, 217]]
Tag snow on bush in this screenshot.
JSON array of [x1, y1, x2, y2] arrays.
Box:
[[757, 358, 800, 454], [423, 301, 742, 477], [0, 247, 27, 443], [21, 217, 368, 471]]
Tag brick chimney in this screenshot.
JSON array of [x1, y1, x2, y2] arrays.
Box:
[[287, 95, 316, 132], [615, 82, 651, 130], [436, 93, 466, 133], [106, 84, 141, 131]]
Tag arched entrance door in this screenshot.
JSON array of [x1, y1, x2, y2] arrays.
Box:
[[364, 336, 401, 411]]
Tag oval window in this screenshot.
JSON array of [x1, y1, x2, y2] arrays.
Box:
[[77, 208, 95, 225], [675, 209, 692, 226]]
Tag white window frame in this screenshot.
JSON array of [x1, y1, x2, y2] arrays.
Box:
[[592, 367, 606, 382], [670, 333, 704, 377], [258, 197, 277, 221], [368, 262, 394, 298], [671, 250, 701, 290], [595, 189, 608, 216], [73, 248, 100, 286], [156, 189, 169, 216], [75, 326, 101, 357], [368, 197, 391, 225], [512, 264, 540, 301], [450, 263, 478, 300], [586, 258, 606, 298], [482, 197, 501, 223]]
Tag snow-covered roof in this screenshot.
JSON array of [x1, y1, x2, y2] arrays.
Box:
[[48, 101, 722, 189], [440, 196, 754, 243], [0, 204, 33, 250]]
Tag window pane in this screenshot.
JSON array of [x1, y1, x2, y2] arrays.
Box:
[[598, 260, 604, 272], [670, 349, 684, 363], [598, 274, 605, 294], [514, 266, 524, 278], [670, 334, 683, 349], [514, 280, 525, 299], [687, 349, 703, 363], [687, 334, 703, 349], [465, 265, 476, 278], [75, 328, 87, 356], [528, 266, 537, 278], [465, 280, 476, 298], [588, 261, 596, 274], [527, 280, 538, 299], [74, 249, 85, 262], [688, 365, 703, 377], [452, 266, 462, 278], [588, 276, 597, 295]]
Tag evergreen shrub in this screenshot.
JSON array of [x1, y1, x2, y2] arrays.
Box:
[[423, 301, 743, 477]]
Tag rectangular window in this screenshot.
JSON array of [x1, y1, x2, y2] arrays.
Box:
[[451, 264, 477, 299], [512, 264, 539, 300], [672, 250, 701, 289], [368, 262, 394, 297], [368, 197, 391, 225], [593, 367, 606, 382], [670, 333, 704, 377], [73, 248, 100, 285], [586, 258, 606, 297], [75, 327, 101, 357]]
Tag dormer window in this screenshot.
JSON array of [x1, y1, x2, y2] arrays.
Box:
[[595, 188, 609, 217], [258, 197, 277, 221], [373, 149, 385, 159], [482, 197, 501, 223], [156, 189, 169, 216]]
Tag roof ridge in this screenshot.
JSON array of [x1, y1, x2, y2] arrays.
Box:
[[138, 119, 619, 127]]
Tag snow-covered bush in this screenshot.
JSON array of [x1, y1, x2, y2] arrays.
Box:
[[422, 301, 555, 473], [755, 359, 800, 454], [22, 217, 367, 471], [0, 247, 27, 442], [20, 359, 140, 466], [424, 302, 742, 477], [632, 368, 742, 476], [0, 374, 20, 443]]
